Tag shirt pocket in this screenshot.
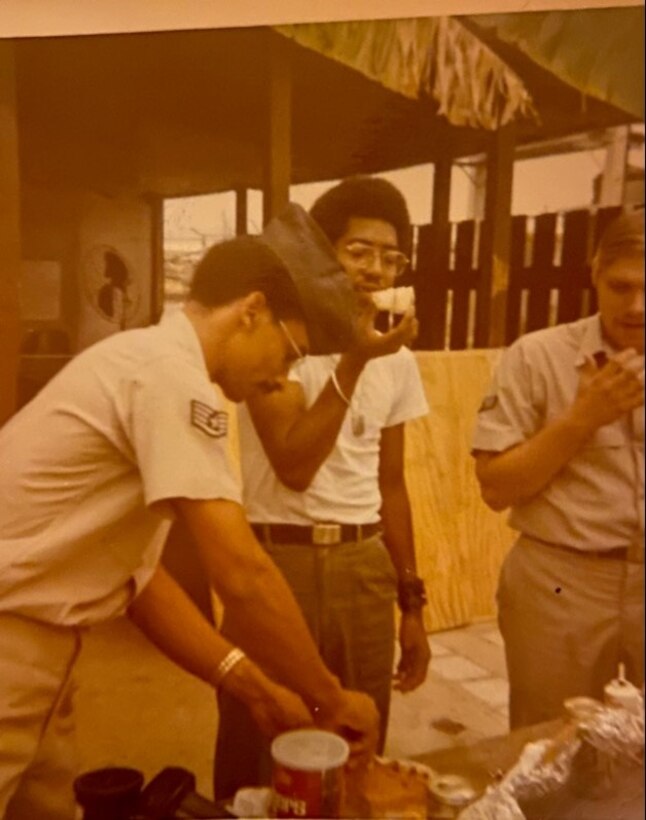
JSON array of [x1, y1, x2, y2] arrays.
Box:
[[584, 425, 627, 449]]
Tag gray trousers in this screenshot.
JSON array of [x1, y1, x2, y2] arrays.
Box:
[[214, 534, 396, 800], [0, 614, 82, 820], [498, 535, 644, 729]]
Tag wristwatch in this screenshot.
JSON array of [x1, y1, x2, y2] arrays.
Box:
[[397, 576, 428, 612]]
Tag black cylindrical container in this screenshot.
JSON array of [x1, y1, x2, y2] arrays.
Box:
[[74, 767, 144, 820]]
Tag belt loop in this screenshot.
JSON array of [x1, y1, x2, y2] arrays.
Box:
[[357, 524, 363, 543], [262, 524, 272, 546]]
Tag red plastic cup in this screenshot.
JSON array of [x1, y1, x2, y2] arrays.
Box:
[[270, 729, 349, 818]]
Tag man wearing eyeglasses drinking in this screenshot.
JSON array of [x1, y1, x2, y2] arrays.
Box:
[[215, 176, 431, 799]]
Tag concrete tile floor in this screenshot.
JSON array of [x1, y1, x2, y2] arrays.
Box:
[[74, 618, 510, 801], [385, 625, 509, 760]]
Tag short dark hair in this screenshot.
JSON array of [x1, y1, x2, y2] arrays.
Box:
[[189, 236, 304, 321], [593, 210, 645, 279], [309, 176, 412, 251]]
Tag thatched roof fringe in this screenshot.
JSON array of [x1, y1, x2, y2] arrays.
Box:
[[275, 17, 538, 130]]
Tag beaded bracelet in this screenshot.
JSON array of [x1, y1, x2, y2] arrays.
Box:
[[213, 647, 246, 687]]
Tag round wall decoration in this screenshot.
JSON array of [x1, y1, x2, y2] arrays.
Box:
[[81, 245, 140, 328]]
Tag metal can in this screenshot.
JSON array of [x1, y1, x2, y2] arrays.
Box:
[[270, 729, 349, 818]]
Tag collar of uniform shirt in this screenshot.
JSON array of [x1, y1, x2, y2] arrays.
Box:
[[574, 313, 612, 369]]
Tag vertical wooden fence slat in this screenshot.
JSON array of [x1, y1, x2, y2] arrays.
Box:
[[505, 215, 528, 344], [413, 224, 433, 350], [449, 221, 474, 350], [558, 209, 590, 324], [414, 222, 449, 350], [430, 221, 451, 351], [526, 212, 557, 332]]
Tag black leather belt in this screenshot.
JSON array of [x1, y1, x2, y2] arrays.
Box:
[[251, 522, 382, 546]]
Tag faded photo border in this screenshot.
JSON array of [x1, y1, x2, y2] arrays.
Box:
[[0, 0, 643, 38]]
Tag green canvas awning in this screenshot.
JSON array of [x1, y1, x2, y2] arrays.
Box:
[[464, 7, 644, 121], [276, 8, 643, 133]]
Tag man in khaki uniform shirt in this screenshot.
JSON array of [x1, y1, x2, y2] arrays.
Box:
[[472, 211, 644, 728], [0, 224, 380, 819]]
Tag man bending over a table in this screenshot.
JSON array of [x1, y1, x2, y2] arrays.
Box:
[[0, 215, 379, 820]]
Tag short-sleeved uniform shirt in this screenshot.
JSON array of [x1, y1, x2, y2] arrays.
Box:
[[472, 314, 644, 551], [239, 347, 429, 524], [0, 312, 241, 626]]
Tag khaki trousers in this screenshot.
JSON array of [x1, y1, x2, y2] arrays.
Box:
[[0, 613, 82, 820], [213, 534, 396, 800], [498, 535, 644, 729]]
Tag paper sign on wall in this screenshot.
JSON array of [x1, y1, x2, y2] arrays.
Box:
[[19, 260, 62, 321]]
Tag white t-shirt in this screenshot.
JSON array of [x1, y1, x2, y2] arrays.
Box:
[[0, 312, 241, 626], [238, 347, 429, 524]]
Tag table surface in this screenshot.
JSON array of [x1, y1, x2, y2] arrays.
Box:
[[414, 719, 644, 820], [212, 722, 643, 818]]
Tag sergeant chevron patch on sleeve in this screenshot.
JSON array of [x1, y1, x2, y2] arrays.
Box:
[[190, 400, 228, 438]]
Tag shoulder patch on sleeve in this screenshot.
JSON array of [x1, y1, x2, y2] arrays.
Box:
[[190, 400, 228, 438], [478, 394, 498, 413]]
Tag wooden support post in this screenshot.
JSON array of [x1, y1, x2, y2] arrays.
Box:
[[235, 188, 248, 236], [0, 41, 22, 425], [148, 195, 165, 325], [598, 125, 630, 207], [262, 36, 291, 226], [476, 122, 516, 349], [427, 149, 452, 350], [432, 152, 452, 229], [416, 124, 452, 350]]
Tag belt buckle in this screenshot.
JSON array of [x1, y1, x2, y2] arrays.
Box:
[[312, 523, 341, 545]]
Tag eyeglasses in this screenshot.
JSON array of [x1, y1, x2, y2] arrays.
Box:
[[342, 241, 410, 277], [279, 320, 306, 361]]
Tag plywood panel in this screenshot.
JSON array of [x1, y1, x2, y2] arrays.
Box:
[[213, 352, 517, 633], [407, 350, 517, 632]]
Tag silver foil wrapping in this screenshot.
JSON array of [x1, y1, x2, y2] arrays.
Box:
[[578, 700, 645, 761], [456, 735, 580, 820], [457, 785, 524, 820], [499, 736, 581, 801], [458, 694, 644, 820]]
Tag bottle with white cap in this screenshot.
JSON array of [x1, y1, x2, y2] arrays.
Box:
[[603, 663, 643, 715]]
